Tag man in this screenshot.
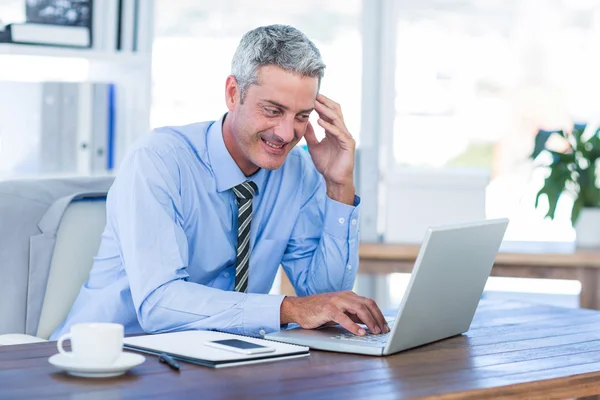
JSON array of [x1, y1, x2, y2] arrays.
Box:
[[52, 25, 389, 340]]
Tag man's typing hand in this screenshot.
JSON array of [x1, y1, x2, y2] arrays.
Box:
[[280, 291, 390, 336]]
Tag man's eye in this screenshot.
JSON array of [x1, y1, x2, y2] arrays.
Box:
[[297, 114, 310, 121], [265, 108, 280, 116]]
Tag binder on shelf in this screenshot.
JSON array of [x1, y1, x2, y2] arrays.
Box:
[[59, 83, 79, 173], [124, 331, 310, 369], [26, 0, 92, 28], [118, 0, 137, 52], [91, 0, 104, 50], [92, 0, 119, 51], [116, 0, 123, 50], [4, 0, 144, 53], [134, 0, 152, 53], [105, 0, 119, 51], [90, 83, 116, 172], [40, 82, 63, 172], [0, 81, 115, 176], [8, 23, 91, 48], [0, 27, 10, 43]]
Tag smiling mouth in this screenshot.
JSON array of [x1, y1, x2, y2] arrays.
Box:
[[261, 138, 285, 150]]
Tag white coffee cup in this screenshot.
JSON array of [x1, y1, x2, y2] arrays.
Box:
[[57, 323, 124, 365]]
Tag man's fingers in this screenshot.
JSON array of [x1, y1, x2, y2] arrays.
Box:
[[345, 301, 381, 335], [342, 292, 388, 334], [364, 297, 389, 334], [346, 312, 362, 323], [315, 102, 352, 140], [315, 100, 351, 138], [317, 118, 342, 137], [317, 119, 356, 152], [316, 94, 342, 113], [333, 311, 365, 336], [315, 100, 342, 126], [304, 121, 319, 148], [317, 118, 354, 143]]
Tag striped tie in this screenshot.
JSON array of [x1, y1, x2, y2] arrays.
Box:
[[232, 181, 258, 293]]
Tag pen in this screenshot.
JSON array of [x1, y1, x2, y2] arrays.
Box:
[[158, 353, 180, 371]]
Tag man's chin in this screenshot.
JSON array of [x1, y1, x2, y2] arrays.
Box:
[[253, 154, 286, 171], [256, 160, 285, 171]]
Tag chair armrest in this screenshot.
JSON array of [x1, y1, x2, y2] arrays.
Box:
[[0, 334, 48, 346]]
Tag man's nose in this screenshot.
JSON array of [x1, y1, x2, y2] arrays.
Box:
[[273, 118, 295, 143]]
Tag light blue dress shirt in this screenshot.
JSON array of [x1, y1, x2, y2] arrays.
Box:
[[51, 115, 360, 340]]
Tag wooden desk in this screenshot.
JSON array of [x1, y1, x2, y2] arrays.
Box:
[[3, 300, 600, 399], [360, 241, 600, 310]]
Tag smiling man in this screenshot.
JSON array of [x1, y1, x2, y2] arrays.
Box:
[[52, 25, 389, 340]]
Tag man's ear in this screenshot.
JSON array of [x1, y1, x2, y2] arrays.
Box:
[[225, 75, 240, 112]]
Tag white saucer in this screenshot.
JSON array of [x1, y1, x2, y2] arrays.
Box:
[[49, 352, 146, 378]]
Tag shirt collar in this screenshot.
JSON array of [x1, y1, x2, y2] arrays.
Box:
[[206, 113, 266, 194]]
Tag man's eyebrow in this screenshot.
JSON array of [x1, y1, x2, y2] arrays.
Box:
[[263, 100, 313, 114], [263, 100, 288, 110]]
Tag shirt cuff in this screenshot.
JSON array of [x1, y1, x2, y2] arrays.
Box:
[[323, 195, 361, 240], [242, 294, 285, 337]]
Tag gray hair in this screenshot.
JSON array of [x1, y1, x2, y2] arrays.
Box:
[[231, 25, 326, 102]]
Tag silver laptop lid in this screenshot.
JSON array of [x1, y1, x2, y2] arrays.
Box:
[[383, 218, 509, 355]]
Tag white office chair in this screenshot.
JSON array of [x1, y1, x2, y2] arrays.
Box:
[[0, 198, 106, 345]]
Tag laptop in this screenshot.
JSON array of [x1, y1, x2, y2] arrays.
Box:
[[265, 218, 509, 356]]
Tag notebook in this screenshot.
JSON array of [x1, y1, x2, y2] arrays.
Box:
[[123, 330, 310, 368]]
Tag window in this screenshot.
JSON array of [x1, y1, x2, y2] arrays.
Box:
[[152, 0, 362, 143], [393, 0, 600, 241]]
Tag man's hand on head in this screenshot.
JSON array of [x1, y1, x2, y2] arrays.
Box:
[[304, 94, 356, 206], [280, 291, 390, 336]]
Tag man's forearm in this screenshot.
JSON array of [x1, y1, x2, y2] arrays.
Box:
[[280, 296, 296, 325], [136, 280, 284, 336], [284, 189, 360, 297]]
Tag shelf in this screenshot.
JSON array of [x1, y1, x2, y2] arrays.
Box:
[[0, 43, 149, 65]]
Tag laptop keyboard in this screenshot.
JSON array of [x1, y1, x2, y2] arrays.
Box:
[[329, 317, 395, 344], [330, 332, 390, 344]]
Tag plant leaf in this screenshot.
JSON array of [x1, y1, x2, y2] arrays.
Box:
[[586, 134, 600, 162], [579, 166, 600, 207], [531, 130, 555, 159], [548, 150, 576, 164], [571, 196, 584, 226], [573, 123, 587, 143], [537, 185, 561, 219], [534, 163, 570, 219]]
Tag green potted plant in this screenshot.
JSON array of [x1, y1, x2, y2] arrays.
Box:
[[531, 123, 600, 247]]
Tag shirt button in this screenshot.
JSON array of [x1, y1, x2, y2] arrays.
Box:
[[351, 219, 357, 226], [346, 264, 352, 270], [259, 329, 266, 336], [338, 217, 345, 224], [224, 272, 230, 278]]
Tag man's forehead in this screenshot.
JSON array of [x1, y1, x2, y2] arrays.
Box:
[[255, 66, 317, 87], [251, 67, 318, 110]]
